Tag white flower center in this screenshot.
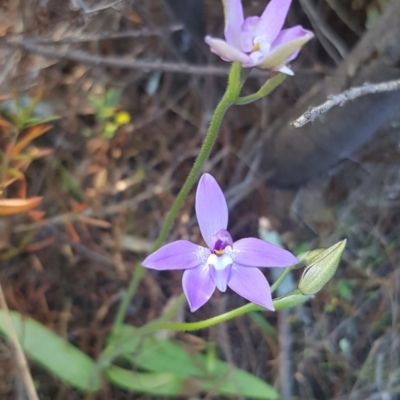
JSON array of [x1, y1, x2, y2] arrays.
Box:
[[207, 246, 233, 292], [252, 35, 271, 55], [207, 253, 233, 271]]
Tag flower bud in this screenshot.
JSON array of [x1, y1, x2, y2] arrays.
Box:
[[273, 291, 313, 310], [257, 34, 313, 71], [298, 240, 347, 295]]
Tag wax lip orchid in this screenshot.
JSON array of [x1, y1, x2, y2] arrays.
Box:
[[143, 173, 299, 312], [205, 0, 314, 75]]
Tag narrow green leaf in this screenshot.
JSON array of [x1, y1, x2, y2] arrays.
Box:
[[111, 325, 279, 399], [55, 162, 87, 202], [0, 311, 101, 392], [248, 312, 278, 338], [106, 367, 198, 397]]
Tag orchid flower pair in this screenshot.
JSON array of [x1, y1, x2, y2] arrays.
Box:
[[143, 174, 298, 312], [205, 0, 314, 75]]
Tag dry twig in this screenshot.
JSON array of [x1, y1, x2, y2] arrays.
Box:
[[18, 39, 231, 76], [291, 78, 400, 128], [15, 38, 273, 77], [30, 24, 183, 44]]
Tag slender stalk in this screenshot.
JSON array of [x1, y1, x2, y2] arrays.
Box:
[[270, 265, 295, 293], [154, 93, 233, 248], [99, 292, 312, 368], [0, 284, 40, 400], [112, 63, 244, 334], [141, 303, 262, 333], [137, 291, 309, 334], [235, 73, 286, 105], [112, 263, 145, 334]]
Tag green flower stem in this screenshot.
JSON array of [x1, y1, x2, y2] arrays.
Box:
[[99, 291, 312, 368], [152, 62, 244, 250], [235, 73, 286, 105], [112, 262, 145, 335], [270, 265, 295, 293], [138, 290, 310, 334], [111, 63, 245, 336], [138, 290, 312, 335]]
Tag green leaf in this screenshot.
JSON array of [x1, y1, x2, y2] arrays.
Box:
[[104, 88, 122, 108], [88, 96, 103, 111], [248, 312, 278, 338], [103, 122, 117, 139], [0, 311, 101, 392], [55, 162, 87, 202], [20, 115, 59, 129], [106, 367, 198, 397], [110, 325, 279, 399]]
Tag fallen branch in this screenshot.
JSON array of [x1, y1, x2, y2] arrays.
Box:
[[18, 38, 231, 76], [291, 78, 400, 128], [15, 38, 274, 77]]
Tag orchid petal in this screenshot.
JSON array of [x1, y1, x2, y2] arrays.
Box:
[[222, 0, 244, 48], [254, 29, 313, 70], [212, 229, 233, 252], [272, 26, 314, 64], [208, 253, 232, 292], [210, 266, 231, 292], [204, 36, 253, 64], [183, 266, 216, 312], [259, 0, 292, 42], [196, 173, 229, 249], [279, 65, 294, 75], [233, 238, 298, 267], [273, 26, 314, 50], [228, 266, 274, 310], [142, 240, 209, 270], [241, 16, 260, 52], [248, 50, 264, 65]]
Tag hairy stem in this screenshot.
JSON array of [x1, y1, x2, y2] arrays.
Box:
[[112, 63, 244, 335], [235, 73, 286, 105], [99, 292, 311, 368], [137, 291, 309, 334]]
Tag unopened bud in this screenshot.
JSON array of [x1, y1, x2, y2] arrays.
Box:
[[257, 34, 313, 71], [298, 240, 347, 295], [273, 291, 313, 310]]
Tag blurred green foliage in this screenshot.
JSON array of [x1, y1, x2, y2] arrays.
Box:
[[89, 88, 131, 139]]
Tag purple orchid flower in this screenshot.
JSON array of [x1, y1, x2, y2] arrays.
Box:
[[143, 173, 299, 312], [205, 0, 314, 75]]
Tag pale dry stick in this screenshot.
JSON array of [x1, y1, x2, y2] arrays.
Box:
[[30, 24, 184, 44], [300, 0, 348, 63], [71, 0, 124, 13], [18, 39, 231, 76], [0, 284, 40, 400], [16, 38, 269, 78], [292, 78, 400, 128]]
